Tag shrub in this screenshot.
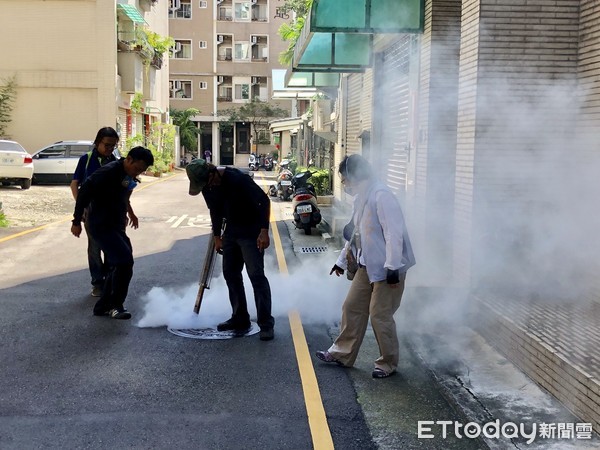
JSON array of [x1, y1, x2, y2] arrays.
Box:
[[0, 211, 8, 228], [296, 166, 330, 196]]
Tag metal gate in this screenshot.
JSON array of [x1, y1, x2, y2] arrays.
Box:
[[344, 73, 362, 156], [373, 37, 412, 197]]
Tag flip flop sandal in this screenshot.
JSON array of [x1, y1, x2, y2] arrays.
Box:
[[372, 368, 394, 378], [316, 351, 344, 366]]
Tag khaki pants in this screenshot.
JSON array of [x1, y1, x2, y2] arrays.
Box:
[[328, 267, 406, 373]]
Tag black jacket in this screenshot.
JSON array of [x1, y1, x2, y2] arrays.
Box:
[[202, 167, 270, 238], [73, 160, 132, 231]]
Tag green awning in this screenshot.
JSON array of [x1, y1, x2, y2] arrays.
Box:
[[310, 0, 424, 33], [117, 4, 146, 24], [285, 71, 340, 88], [292, 0, 423, 73], [293, 29, 373, 72]]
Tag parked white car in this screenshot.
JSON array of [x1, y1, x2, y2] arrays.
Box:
[[0, 139, 34, 190], [32, 140, 122, 184], [32, 140, 95, 184]]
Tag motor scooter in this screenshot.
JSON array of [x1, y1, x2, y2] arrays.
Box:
[[291, 170, 321, 235], [272, 167, 294, 201], [248, 153, 259, 171], [264, 155, 274, 171]]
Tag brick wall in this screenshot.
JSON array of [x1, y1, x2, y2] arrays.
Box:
[[414, 0, 462, 286], [474, 295, 600, 433], [453, 0, 480, 286], [455, 0, 580, 289]]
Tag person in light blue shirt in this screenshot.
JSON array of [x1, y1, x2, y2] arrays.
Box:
[[316, 154, 415, 378]]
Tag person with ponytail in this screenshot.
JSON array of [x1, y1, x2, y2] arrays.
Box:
[[315, 154, 416, 378]]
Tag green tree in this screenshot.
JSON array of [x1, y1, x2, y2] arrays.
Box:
[[0, 75, 17, 139], [125, 122, 176, 174], [219, 99, 288, 143], [277, 0, 313, 65], [171, 108, 200, 153]]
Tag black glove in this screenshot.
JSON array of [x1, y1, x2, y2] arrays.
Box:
[[386, 269, 400, 284], [330, 264, 345, 276]]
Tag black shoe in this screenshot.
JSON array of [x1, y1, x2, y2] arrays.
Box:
[[259, 328, 274, 341], [217, 318, 251, 333], [109, 308, 131, 320]]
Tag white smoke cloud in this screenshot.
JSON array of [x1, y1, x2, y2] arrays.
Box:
[[136, 254, 347, 329]]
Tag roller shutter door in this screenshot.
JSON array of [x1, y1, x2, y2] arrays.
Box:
[[345, 73, 362, 155], [117, 108, 128, 141], [376, 37, 411, 196]]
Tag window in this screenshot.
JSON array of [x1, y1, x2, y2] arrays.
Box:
[[37, 145, 67, 159], [169, 80, 193, 99], [169, 0, 192, 18], [69, 145, 92, 158], [218, 86, 233, 102], [251, 4, 268, 22], [234, 2, 251, 21], [199, 0, 207, 7], [199, 40, 207, 49], [256, 129, 271, 144], [218, 46, 232, 61], [218, 6, 232, 21], [172, 39, 192, 59], [199, 81, 208, 89], [234, 83, 250, 101], [234, 42, 250, 61]]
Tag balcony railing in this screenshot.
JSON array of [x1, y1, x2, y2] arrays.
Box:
[[217, 96, 232, 102], [217, 55, 233, 61], [218, 14, 233, 21]]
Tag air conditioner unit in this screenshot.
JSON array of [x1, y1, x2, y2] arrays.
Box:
[[169, 0, 181, 10], [217, 35, 224, 43], [217, 76, 224, 84], [251, 36, 258, 44], [251, 77, 259, 85]]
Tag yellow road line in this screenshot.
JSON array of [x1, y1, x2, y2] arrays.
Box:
[[289, 310, 335, 450], [0, 216, 72, 244], [0, 174, 177, 244], [257, 171, 334, 449], [269, 203, 289, 276]]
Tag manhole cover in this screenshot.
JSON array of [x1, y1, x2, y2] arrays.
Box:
[[167, 322, 260, 340], [297, 246, 328, 254]]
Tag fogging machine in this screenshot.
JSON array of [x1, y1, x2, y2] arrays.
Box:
[[194, 234, 218, 314]]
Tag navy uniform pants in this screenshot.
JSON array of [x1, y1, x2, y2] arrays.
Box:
[[90, 227, 134, 313], [222, 235, 274, 331]]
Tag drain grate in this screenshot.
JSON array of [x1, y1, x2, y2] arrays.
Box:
[[297, 246, 328, 254], [168, 322, 259, 340]]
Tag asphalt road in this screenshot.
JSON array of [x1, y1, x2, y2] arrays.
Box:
[[0, 171, 479, 450]]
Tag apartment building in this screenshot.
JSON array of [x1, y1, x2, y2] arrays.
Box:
[[168, 0, 292, 165], [0, 0, 170, 153]]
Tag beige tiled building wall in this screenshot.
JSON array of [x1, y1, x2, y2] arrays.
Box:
[[0, 0, 170, 153]]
